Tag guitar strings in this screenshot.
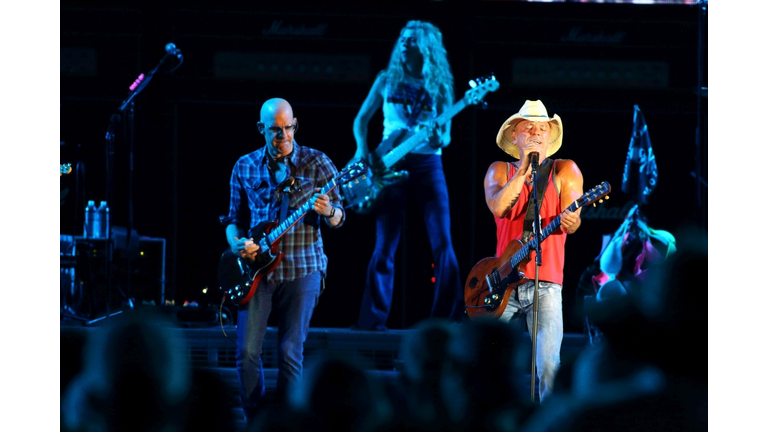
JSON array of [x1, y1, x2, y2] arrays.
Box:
[[488, 185, 603, 280]]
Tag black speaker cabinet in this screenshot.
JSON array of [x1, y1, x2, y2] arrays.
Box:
[[61, 234, 166, 319]]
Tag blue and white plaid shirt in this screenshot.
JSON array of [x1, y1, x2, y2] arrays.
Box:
[[223, 141, 344, 283]]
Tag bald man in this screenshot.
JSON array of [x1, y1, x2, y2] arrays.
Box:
[[221, 98, 344, 422]]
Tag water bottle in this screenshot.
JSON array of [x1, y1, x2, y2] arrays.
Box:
[[97, 201, 110, 238], [84, 200, 98, 238]]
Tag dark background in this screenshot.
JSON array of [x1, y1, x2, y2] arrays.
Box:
[[60, 0, 707, 333]]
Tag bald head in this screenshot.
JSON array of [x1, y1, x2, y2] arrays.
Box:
[[258, 98, 297, 159], [260, 98, 294, 123]]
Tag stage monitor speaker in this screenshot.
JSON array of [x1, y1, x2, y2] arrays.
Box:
[[63, 235, 166, 318]]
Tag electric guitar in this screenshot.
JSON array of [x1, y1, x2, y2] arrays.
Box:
[[218, 161, 368, 306], [60, 163, 72, 176], [464, 181, 612, 320], [342, 75, 500, 214]]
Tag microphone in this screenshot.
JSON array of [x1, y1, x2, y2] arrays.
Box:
[[529, 152, 540, 173], [165, 43, 182, 59]]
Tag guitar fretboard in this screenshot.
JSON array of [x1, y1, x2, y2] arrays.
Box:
[[266, 179, 337, 245], [381, 98, 469, 169], [502, 200, 581, 279], [485, 181, 609, 289]]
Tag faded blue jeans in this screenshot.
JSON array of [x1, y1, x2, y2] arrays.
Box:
[[236, 272, 321, 420], [500, 280, 563, 401]]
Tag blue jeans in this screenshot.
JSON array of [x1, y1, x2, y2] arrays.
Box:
[[357, 153, 464, 330], [236, 272, 321, 419], [500, 280, 563, 401]]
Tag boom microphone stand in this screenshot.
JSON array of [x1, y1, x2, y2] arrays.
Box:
[[99, 43, 184, 323], [528, 152, 542, 402]]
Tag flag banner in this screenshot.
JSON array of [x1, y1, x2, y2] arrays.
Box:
[[621, 105, 658, 205]]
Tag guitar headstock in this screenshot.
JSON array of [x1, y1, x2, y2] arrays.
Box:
[[336, 160, 368, 186], [576, 181, 611, 208], [464, 74, 500, 106], [60, 163, 72, 176]]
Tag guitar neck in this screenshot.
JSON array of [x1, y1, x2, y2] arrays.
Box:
[[506, 200, 580, 273], [381, 97, 469, 168], [266, 180, 338, 245], [489, 181, 609, 283]]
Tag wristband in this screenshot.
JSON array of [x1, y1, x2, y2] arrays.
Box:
[[326, 206, 336, 218]]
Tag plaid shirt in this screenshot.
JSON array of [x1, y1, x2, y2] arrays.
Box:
[[223, 141, 344, 284]]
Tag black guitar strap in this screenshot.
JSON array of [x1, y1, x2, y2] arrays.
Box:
[[405, 87, 428, 129], [277, 177, 296, 224], [268, 178, 294, 260], [520, 158, 556, 244], [379, 88, 427, 173], [279, 190, 291, 224]]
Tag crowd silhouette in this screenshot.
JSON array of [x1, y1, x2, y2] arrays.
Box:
[[60, 309, 237, 432], [60, 225, 706, 432]]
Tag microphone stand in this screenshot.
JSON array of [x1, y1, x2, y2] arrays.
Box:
[[100, 113, 120, 324], [529, 159, 542, 402], [100, 50, 177, 323], [695, 0, 707, 229]]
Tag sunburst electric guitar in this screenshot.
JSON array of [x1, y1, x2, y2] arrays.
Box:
[[218, 161, 368, 306], [342, 75, 500, 215], [464, 181, 612, 320]]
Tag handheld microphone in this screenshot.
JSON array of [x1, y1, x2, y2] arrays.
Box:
[[165, 43, 182, 59], [529, 152, 540, 173]]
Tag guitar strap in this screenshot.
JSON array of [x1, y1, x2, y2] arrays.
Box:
[[279, 190, 291, 224], [518, 158, 556, 244], [270, 179, 294, 264], [379, 87, 427, 172], [277, 177, 296, 224], [405, 87, 428, 129], [272, 149, 298, 224]]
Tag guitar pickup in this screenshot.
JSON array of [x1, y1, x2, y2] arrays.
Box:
[[485, 267, 501, 293]]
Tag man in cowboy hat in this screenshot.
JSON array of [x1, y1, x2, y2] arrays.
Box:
[[483, 100, 584, 401]]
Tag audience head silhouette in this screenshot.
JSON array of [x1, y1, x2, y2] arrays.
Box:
[[286, 353, 386, 432], [61, 310, 191, 432], [443, 318, 530, 431]]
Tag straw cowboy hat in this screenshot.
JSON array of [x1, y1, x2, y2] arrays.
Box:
[[495, 100, 563, 159]]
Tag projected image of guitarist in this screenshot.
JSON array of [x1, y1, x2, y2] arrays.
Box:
[[349, 20, 466, 331], [481, 100, 584, 402], [219, 98, 345, 423]]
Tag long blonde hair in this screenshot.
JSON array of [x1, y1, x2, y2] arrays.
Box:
[[384, 20, 454, 106]]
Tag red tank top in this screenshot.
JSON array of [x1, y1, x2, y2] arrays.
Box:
[[494, 161, 567, 285]]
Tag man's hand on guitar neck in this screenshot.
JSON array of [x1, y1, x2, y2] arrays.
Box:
[[233, 236, 261, 263], [559, 208, 581, 234]]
